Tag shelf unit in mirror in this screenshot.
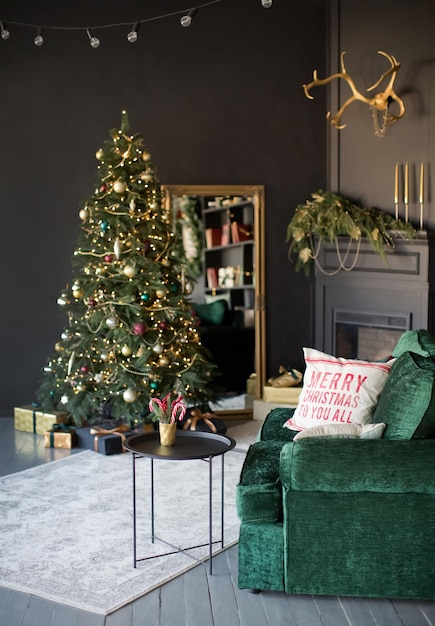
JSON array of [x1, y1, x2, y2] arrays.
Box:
[[163, 185, 265, 405]]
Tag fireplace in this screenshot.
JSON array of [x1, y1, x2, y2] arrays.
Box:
[[314, 233, 435, 360]]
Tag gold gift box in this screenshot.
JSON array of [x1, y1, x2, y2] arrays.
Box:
[[44, 429, 76, 449], [14, 405, 70, 435], [262, 387, 302, 405]]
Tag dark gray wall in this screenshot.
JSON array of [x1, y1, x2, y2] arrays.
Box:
[[329, 0, 435, 227], [0, 0, 327, 415]]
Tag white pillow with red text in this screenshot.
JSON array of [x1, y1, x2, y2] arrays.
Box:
[[284, 348, 395, 431]]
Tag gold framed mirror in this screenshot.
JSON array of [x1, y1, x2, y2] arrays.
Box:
[[163, 185, 266, 403]]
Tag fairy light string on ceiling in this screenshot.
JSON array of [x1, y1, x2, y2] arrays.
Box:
[[1, 0, 273, 47]]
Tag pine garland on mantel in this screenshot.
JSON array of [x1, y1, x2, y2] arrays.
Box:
[[287, 190, 416, 275]]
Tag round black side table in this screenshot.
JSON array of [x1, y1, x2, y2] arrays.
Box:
[[123, 430, 236, 574]]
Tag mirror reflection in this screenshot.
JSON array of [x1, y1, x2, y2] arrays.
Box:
[[163, 185, 265, 413]]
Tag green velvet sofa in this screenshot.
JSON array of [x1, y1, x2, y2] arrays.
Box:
[[236, 330, 435, 599]]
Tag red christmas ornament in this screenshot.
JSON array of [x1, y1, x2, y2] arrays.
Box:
[[81, 366, 89, 373], [88, 298, 97, 307], [158, 321, 167, 330], [104, 254, 113, 263], [99, 183, 107, 193], [133, 322, 147, 335]]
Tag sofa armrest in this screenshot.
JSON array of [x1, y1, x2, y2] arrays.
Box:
[[236, 440, 284, 523], [280, 438, 435, 493]]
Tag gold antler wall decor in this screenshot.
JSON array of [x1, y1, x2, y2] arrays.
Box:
[[303, 51, 406, 137]]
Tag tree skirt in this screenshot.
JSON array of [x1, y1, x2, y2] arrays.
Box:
[[0, 426, 256, 615]]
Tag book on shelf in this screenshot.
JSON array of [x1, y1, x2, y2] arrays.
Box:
[[205, 228, 222, 248], [220, 223, 230, 246], [206, 267, 219, 289], [231, 222, 253, 243]]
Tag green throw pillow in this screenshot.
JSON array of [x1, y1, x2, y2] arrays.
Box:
[[193, 299, 227, 325], [373, 351, 435, 439], [392, 329, 435, 358]]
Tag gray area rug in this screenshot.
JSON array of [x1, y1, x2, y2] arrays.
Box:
[[0, 421, 259, 615]]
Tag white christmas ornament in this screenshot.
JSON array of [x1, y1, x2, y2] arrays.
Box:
[[94, 373, 104, 383], [60, 394, 69, 405], [114, 238, 122, 260], [106, 316, 117, 329], [152, 343, 163, 355], [123, 388, 138, 403]]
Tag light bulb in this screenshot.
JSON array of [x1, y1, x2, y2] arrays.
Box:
[[180, 15, 192, 27], [127, 22, 139, 43], [261, 0, 273, 6], [34, 28, 44, 46], [86, 28, 100, 48], [0, 21, 10, 40], [180, 8, 198, 27]]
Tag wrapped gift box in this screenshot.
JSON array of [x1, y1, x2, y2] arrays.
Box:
[[14, 405, 70, 435], [44, 426, 77, 449], [76, 423, 135, 455], [262, 386, 302, 405]]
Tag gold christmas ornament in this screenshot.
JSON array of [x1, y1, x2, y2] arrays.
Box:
[[155, 288, 167, 298], [140, 171, 153, 182], [79, 208, 89, 221], [123, 264, 136, 278], [121, 344, 132, 356], [142, 151, 151, 162], [96, 149, 104, 160], [113, 178, 127, 194], [158, 355, 169, 366]]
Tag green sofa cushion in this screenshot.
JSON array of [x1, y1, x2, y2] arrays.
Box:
[[373, 351, 435, 439], [259, 407, 297, 441], [280, 438, 435, 493], [193, 299, 227, 325], [392, 329, 435, 358]]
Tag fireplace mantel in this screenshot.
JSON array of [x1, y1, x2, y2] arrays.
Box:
[[314, 232, 435, 358]]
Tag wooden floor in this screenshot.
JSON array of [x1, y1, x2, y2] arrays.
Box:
[[1, 417, 435, 626]]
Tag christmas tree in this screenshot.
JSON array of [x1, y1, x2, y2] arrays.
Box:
[[37, 111, 216, 426]]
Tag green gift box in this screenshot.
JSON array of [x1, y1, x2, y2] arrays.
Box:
[[14, 405, 70, 435]]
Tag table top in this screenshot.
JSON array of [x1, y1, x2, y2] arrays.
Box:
[[123, 430, 236, 460]]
